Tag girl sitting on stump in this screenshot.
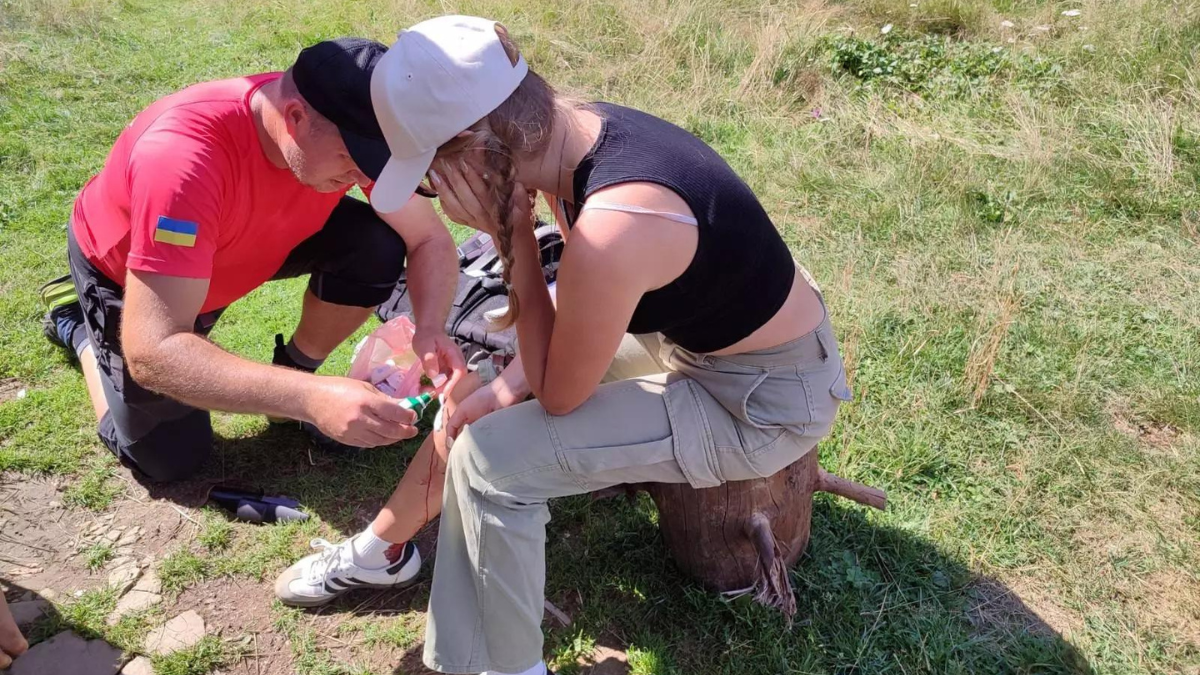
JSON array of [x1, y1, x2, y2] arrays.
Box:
[[276, 15, 850, 675]]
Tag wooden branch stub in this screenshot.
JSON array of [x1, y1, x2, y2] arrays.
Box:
[[816, 469, 887, 511]]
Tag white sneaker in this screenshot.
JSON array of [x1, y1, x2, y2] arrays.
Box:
[[274, 537, 420, 607]]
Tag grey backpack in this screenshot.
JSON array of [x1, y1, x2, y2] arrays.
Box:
[[375, 221, 564, 372]]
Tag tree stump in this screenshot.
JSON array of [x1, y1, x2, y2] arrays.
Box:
[[624, 453, 886, 619]]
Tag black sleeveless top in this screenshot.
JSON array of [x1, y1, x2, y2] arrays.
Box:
[[560, 103, 796, 353]]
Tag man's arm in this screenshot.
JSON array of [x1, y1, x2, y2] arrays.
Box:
[[122, 271, 417, 448], [376, 196, 465, 382]]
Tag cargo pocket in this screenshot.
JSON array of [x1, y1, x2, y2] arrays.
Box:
[[79, 284, 124, 396], [556, 436, 677, 492], [830, 366, 853, 402], [808, 364, 851, 438], [549, 376, 720, 491], [662, 379, 722, 488]]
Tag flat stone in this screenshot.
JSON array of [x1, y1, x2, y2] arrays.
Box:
[[107, 560, 142, 594], [144, 610, 205, 655], [8, 631, 123, 675], [121, 656, 154, 675], [115, 529, 139, 547], [8, 599, 50, 629], [39, 588, 59, 601], [107, 571, 162, 625], [580, 645, 630, 675]]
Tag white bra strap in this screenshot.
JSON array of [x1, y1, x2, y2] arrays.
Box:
[[580, 200, 699, 226]]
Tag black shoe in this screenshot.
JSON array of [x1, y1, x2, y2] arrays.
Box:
[[268, 333, 318, 425], [42, 301, 85, 354], [271, 333, 318, 373], [40, 274, 83, 351]]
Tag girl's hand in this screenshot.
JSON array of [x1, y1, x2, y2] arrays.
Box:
[[430, 158, 499, 236], [430, 159, 537, 238]]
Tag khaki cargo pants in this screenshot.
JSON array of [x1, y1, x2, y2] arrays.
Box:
[[424, 300, 850, 674]]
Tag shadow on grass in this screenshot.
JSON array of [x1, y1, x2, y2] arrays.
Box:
[[1, 582, 124, 673], [131, 421, 426, 533], [121, 428, 1093, 674], [1, 583, 64, 646], [535, 494, 1094, 675]]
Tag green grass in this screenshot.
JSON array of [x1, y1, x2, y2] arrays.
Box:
[[2, 0, 1199, 673], [82, 541, 115, 572], [151, 635, 241, 675], [62, 455, 123, 510], [196, 509, 235, 552], [24, 586, 158, 653]]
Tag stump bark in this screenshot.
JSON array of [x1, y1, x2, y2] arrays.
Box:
[[630, 453, 886, 619]]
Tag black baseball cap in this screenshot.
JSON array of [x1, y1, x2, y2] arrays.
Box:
[[291, 37, 390, 181]]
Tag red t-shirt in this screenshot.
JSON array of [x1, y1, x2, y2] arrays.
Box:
[[72, 73, 360, 313]]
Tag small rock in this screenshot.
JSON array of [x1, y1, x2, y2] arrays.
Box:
[[121, 656, 154, 675], [1062, 9, 1081, 17], [107, 560, 142, 594], [1033, 24, 1051, 32], [8, 631, 123, 675], [144, 610, 206, 655], [8, 599, 50, 629], [1000, 20, 1015, 28], [116, 529, 140, 547], [47, 500, 59, 508], [74, 589, 85, 598], [103, 528, 122, 542], [16, 388, 27, 399], [39, 588, 58, 601], [107, 570, 162, 625], [580, 645, 631, 675]]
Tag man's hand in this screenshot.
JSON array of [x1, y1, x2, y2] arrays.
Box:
[[0, 594, 29, 669], [304, 376, 419, 448], [412, 328, 467, 392]]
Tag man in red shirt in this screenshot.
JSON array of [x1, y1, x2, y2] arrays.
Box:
[[39, 38, 464, 482]]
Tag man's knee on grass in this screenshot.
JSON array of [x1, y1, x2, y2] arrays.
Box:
[[107, 410, 213, 483]]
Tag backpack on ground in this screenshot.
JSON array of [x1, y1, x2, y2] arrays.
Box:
[[375, 221, 564, 373]]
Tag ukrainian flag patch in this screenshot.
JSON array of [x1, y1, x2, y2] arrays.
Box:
[[153, 216, 199, 248]]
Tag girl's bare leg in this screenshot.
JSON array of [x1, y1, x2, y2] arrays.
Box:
[[367, 373, 483, 544]]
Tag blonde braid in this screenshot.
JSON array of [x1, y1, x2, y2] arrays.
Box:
[[481, 135, 522, 329], [431, 22, 561, 328]]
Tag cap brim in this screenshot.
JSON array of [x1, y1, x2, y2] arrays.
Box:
[[369, 148, 435, 214], [340, 128, 390, 182]]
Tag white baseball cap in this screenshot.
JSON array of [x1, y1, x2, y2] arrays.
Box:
[[369, 15, 529, 213]]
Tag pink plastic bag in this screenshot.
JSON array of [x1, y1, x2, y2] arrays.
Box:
[[348, 316, 423, 399]]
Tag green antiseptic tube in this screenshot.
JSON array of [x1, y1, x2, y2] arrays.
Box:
[[397, 392, 434, 418]]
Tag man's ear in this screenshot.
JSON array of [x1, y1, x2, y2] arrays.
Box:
[[282, 99, 308, 137]]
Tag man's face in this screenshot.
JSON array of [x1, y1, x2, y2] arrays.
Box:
[[281, 104, 371, 192]]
